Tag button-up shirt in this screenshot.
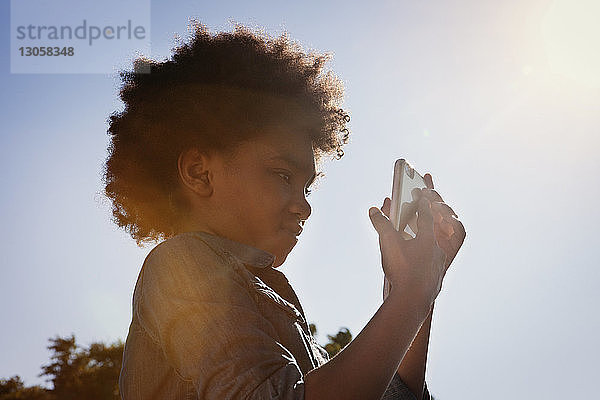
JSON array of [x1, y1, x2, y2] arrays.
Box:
[[119, 231, 431, 399]]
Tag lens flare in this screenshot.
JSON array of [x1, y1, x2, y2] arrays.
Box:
[[542, 0, 600, 88]]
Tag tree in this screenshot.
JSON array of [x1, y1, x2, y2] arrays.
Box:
[[77, 342, 123, 400], [39, 335, 84, 399], [309, 323, 353, 358], [0, 376, 51, 400], [36, 335, 122, 400]]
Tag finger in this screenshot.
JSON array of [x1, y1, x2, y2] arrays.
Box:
[[433, 220, 454, 245], [410, 187, 422, 202], [415, 197, 434, 243], [436, 236, 456, 269], [448, 230, 466, 253], [432, 207, 443, 225], [438, 216, 465, 246], [382, 197, 391, 218], [439, 220, 455, 237], [441, 213, 465, 238], [369, 206, 395, 238], [443, 221, 466, 259], [436, 223, 462, 260], [424, 173, 434, 190], [431, 201, 457, 218], [450, 219, 466, 243], [422, 188, 444, 203]]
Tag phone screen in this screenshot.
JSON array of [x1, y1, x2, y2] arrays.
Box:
[[390, 160, 427, 239]]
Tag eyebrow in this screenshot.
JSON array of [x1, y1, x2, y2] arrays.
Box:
[[267, 155, 318, 187]]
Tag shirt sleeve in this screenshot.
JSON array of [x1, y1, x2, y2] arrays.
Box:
[[135, 235, 306, 399], [382, 373, 432, 400]]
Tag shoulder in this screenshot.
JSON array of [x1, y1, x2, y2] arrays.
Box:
[[145, 231, 224, 268], [140, 232, 243, 292]]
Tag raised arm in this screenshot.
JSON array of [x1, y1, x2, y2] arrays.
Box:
[[395, 302, 433, 399], [305, 196, 446, 400], [305, 285, 433, 400], [306, 173, 465, 400]]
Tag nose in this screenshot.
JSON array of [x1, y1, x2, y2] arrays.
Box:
[[290, 192, 311, 223]]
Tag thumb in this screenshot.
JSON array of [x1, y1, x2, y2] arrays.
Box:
[[369, 206, 394, 237]]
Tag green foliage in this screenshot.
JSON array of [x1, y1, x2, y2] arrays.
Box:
[[0, 376, 51, 400], [0, 376, 23, 395], [309, 323, 353, 359], [1, 335, 123, 400], [323, 327, 353, 359]]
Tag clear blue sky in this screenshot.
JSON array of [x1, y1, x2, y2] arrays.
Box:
[[1, 0, 599, 398]]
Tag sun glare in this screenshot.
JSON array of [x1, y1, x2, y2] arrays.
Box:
[[541, 0, 600, 88]]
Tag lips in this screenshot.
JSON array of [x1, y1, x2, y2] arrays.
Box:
[[283, 225, 303, 236]]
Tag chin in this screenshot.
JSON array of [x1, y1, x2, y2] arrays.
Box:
[[272, 249, 292, 268], [269, 233, 297, 267]]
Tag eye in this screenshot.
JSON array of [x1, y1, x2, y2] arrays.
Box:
[[276, 170, 312, 197], [277, 171, 291, 184]]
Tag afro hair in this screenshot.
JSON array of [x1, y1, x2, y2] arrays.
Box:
[[102, 20, 350, 246]]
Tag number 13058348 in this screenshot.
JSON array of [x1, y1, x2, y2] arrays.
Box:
[[18, 46, 74, 56]]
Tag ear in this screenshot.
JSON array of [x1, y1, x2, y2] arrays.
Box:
[[177, 147, 213, 197]]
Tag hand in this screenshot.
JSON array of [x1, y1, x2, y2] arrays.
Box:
[[369, 193, 447, 312], [376, 174, 466, 302]]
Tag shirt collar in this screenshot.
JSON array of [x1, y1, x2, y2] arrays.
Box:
[[190, 231, 276, 269]]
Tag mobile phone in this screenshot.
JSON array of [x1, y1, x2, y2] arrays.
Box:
[[389, 159, 427, 240]]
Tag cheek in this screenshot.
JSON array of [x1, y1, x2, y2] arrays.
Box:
[[221, 171, 289, 219], [259, 172, 290, 204]]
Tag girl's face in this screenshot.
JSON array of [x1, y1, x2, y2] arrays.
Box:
[[207, 130, 317, 267]]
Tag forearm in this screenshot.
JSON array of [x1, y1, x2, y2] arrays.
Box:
[[304, 291, 431, 400], [396, 302, 434, 399]]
